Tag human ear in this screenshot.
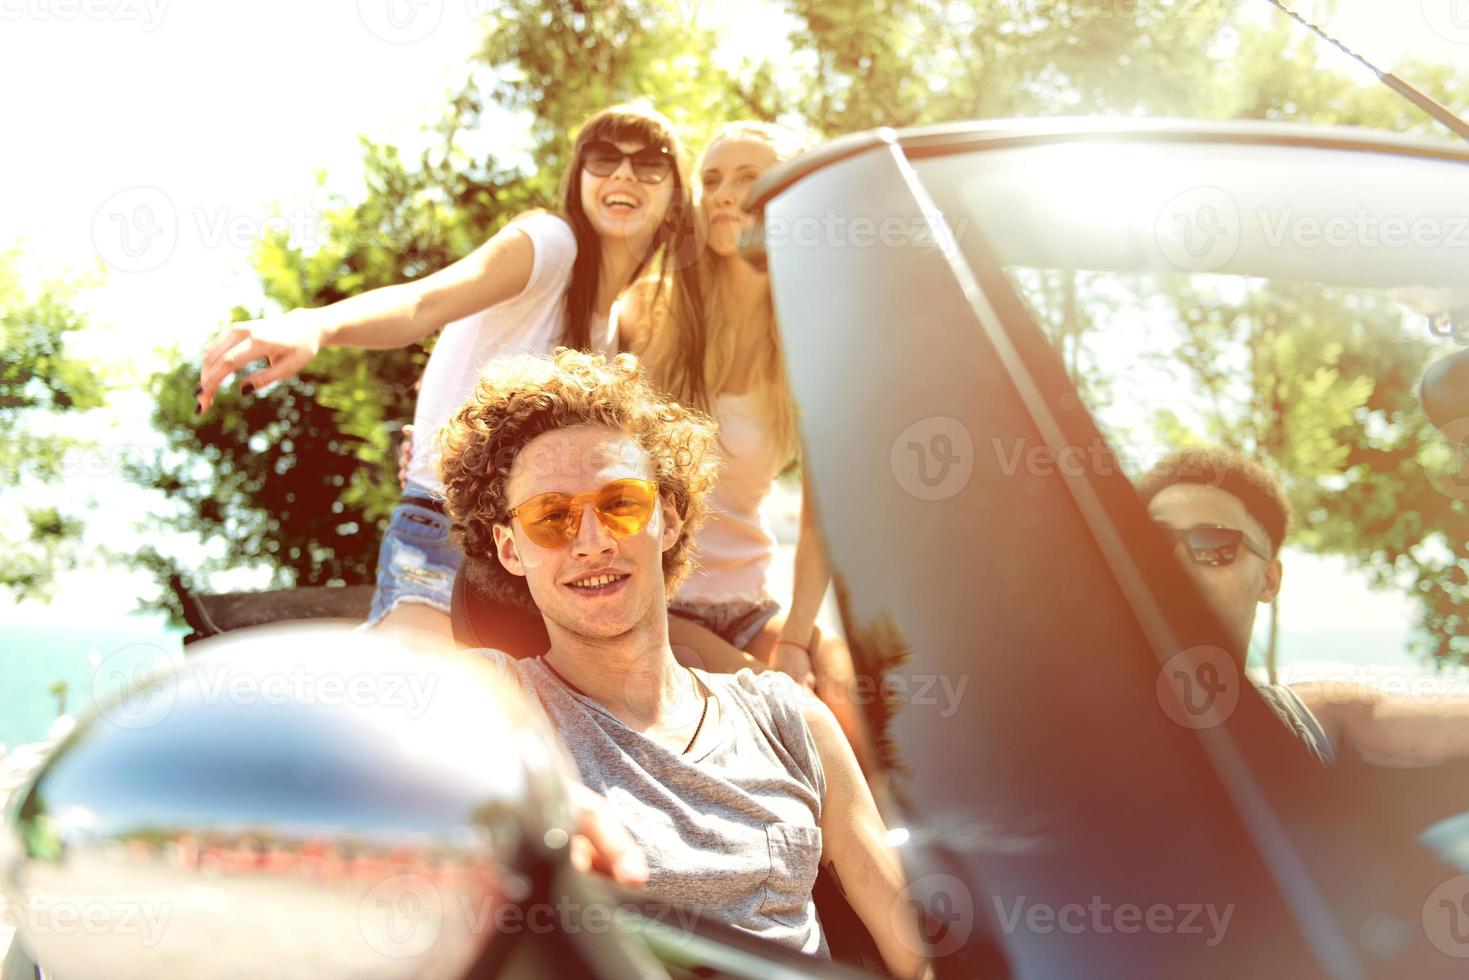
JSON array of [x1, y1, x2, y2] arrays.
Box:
[[494, 523, 527, 578], [659, 491, 684, 553], [1259, 557, 1283, 604]]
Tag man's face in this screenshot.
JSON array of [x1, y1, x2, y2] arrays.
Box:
[[1147, 483, 1282, 654], [493, 424, 682, 642]]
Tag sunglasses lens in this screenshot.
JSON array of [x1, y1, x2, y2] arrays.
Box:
[[516, 494, 578, 548], [631, 152, 672, 183], [1185, 527, 1241, 566], [583, 145, 621, 177], [596, 480, 657, 536]]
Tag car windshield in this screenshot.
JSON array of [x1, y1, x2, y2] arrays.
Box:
[[913, 131, 1469, 684]]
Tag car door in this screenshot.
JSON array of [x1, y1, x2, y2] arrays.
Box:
[[749, 121, 1469, 979]]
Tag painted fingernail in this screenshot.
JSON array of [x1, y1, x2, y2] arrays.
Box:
[[241, 382, 255, 396], [194, 401, 203, 415], [192, 385, 202, 397]]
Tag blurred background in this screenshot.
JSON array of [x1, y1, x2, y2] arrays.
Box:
[[2, 0, 1467, 751]]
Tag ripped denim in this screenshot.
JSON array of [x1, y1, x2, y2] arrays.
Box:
[[363, 481, 463, 627]]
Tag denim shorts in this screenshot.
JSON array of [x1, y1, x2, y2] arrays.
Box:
[[668, 595, 782, 651], [364, 481, 464, 627]]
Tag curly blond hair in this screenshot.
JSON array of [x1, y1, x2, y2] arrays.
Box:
[[436, 348, 720, 611]]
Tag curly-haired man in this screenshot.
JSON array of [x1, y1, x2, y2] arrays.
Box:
[[436, 348, 925, 975]]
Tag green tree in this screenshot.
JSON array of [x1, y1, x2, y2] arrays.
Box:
[[0, 248, 106, 600], [126, 0, 1469, 665]]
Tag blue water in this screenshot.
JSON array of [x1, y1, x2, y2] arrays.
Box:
[[0, 619, 1439, 752], [1, 621, 185, 751]]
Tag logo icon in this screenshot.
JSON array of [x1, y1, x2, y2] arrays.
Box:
[[91, 186, 178, 274], [1423, 875, 1469, 957], [1154, 187, 1241, 273], [1155, 645, 1240, 729], [91, 643, 184, 731], [357, 0, 444, 44], [1422, 0, 1469, 44], [891, 416, 975, 501], [359, 874, 443, 959], [888, 0, 983, 48], [892, 873, 974, 958]]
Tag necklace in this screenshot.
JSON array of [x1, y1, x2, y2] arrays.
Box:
[[540, 657, 712, 756], [681, 668, 712, 756]]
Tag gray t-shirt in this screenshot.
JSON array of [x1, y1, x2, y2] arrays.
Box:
[[473, 651, 829, 957], [1258, 683, 1336, 766]]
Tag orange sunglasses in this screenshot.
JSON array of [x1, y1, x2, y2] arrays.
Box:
[[507, 478, 662, 549]]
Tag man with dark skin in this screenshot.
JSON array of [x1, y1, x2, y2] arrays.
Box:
[[1141, 447, 1469, 767]]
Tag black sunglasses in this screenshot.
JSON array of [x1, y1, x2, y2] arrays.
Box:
[[1156, 523, 1271, 567], [581, 139, 673, 184]]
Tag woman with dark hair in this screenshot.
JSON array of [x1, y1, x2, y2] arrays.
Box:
[[194, 102, 692, 640]]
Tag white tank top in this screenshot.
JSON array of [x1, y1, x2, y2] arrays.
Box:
[[678, 392, 788, 603], [407, 213, 617, 491]]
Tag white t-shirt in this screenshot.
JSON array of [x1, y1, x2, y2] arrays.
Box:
[[407, 213, 617, 491]]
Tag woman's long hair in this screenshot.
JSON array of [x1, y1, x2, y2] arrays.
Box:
[[555, 103, 694, 351], [641, 122, 809, 462]]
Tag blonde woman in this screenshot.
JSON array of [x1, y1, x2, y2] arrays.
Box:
[[622, 123, 871, 767]]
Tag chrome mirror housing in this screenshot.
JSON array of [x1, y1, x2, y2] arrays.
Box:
[[1, 624, 574, 980]]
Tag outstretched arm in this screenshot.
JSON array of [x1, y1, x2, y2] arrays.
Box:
[[1292, 681, 1469, 767], [197, 222, 537, 411]]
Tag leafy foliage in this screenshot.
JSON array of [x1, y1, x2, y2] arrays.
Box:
[[120, 0, 1469, 666], [0, 249, 106, 600]]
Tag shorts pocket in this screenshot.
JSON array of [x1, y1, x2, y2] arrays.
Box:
[[390, 503, 450, 546], [758, 821, 823, 927]]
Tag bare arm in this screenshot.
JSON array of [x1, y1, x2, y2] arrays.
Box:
[[197, 223, 537, 410], [667, 616, 765, 674], [803, 696, 929, 978], [772, 467, 829, 687], [1292, 681, 1469, 767]]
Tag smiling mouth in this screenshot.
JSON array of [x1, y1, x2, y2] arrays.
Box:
[[566, 573, 631, 595], [602, 193, 641, 212]]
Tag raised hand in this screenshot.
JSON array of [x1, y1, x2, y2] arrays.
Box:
[[197, 309, 325, 413]]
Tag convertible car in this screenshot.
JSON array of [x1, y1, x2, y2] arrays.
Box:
[[5, 117, 1469, 979]]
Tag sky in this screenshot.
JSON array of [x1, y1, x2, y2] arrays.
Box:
[[0, 0, 1464, 632]]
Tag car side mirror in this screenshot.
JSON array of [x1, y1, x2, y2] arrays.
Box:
[[1, 624, 576, 980]]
